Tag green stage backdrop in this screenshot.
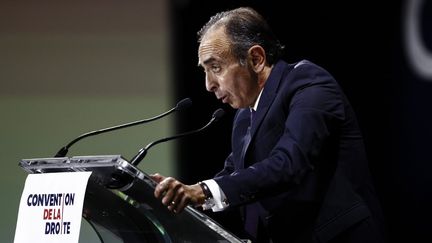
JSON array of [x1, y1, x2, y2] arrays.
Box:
[[0, 1, 173, 241]]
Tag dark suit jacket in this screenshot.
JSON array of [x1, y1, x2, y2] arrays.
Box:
[[213, 60, 386, 243]]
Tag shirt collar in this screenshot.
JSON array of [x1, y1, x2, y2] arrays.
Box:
[[250, 88, 264, 112]]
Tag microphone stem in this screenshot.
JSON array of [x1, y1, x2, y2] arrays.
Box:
[[130, 118, 216, 166], [54, 106, 176, 157]]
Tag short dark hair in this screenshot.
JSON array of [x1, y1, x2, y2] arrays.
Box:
[[198, 7, 285, 65]]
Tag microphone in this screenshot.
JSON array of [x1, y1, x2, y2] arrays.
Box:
[[130, 108, 225, 166], [54, 98, 192, 157]]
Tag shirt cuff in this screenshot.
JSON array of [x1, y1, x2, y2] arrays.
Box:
[[202, 179, 229, 212]]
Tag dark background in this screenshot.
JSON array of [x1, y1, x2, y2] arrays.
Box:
[[170, 0, 432, 242]]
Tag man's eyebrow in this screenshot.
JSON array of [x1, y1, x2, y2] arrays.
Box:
[[198, 57, 217, 67]]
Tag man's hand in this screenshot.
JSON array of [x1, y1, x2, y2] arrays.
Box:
[[150, 173, 206, 213]]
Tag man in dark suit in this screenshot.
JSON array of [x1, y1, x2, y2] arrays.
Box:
[[152, 6, 386, 243]]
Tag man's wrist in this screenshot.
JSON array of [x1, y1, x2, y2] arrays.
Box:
[[198, 181, 213, 200], [201, 179, 229, 211], [198, 181, 216, 210]]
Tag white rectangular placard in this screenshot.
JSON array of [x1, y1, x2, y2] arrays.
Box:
[[14, 171, 92, 243]]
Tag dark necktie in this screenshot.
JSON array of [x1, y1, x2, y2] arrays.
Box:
[[240, 109, 255, 167], [250, 108, 256, 125]]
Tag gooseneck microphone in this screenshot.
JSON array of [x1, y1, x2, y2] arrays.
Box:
[[130, 108, 225, 166], [54, 98, 192, 157]]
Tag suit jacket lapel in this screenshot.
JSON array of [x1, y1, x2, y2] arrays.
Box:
[[251, 61, 291, 137], [244, 61, 293, 159]]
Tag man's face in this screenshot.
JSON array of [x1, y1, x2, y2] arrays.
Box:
[[198, 27, 259, 109]]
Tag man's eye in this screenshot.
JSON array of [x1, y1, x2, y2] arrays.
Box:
[[211, 66, 221, 73]]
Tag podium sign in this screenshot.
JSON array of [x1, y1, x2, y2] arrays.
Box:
[[14, 171, 91, 243], [16, 155, 245, 243]]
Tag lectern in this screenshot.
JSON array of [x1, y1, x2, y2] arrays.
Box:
[[19, 155, 245, 243]]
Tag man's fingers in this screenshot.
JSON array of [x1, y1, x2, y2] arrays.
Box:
[[154, 177, 178, 201], [161, 186, 176, 206], [154, 178, 170, 198], [152, 177, 193, 214], [168, 195, 188, 213], [174, 196, 190, 213], [150, 173, 165, 183]]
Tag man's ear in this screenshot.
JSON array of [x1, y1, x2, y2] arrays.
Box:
[[248, 45, 266, 72]]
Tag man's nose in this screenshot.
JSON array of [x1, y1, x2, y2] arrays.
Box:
[[205, 75, 217, 92]]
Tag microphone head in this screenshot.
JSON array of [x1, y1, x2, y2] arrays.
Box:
[[175, 98, 192, 111], [212, 108, 225, 121]]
